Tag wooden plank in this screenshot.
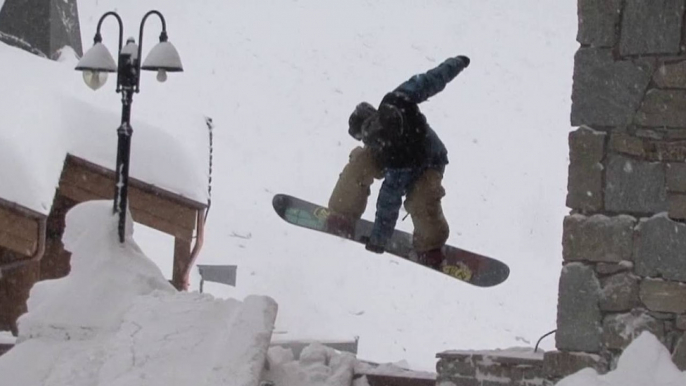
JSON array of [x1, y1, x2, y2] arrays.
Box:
[[172, 238, 192, 290], [0, 196, 44, 220], [59, 183, 102, 204], [132, 210, 194, 242], [0, 232, 36, 256], [0, 206, 38, 241], [66, 155, 207, 210], [128, 188, 197, 230], [60, 162, 197, 230], [60, 183, 194, 241]]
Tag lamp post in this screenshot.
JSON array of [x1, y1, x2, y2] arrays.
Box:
[[74, 10, 183, 243]]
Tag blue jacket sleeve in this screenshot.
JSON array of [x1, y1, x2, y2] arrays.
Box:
[[393, 57, 467, 104]]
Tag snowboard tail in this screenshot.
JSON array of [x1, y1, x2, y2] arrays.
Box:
[[273, 194, 509, 287]]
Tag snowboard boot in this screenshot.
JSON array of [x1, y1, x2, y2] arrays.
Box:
[[325, 211, 356, 238]]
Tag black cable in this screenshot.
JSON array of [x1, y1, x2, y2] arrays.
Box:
[[535, 329, 556, 352], [204, 116, 214, 223]]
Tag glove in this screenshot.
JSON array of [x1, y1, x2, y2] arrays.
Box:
[[361, 236, 385, 254], [456, 55, 470, 68]]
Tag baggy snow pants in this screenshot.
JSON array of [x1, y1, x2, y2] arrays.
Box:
[[328, 146, 449, 252]]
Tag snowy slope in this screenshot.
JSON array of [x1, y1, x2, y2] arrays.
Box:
[[73, 0, 577, 370], [0, 201, 277, 386]]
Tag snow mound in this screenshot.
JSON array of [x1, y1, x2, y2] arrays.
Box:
[[263, 342, 357, 386], [557, 332, 686, 386], [0, 201, 278, 386]]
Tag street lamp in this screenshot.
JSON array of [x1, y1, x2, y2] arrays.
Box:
[[75, 10, 183, 243]]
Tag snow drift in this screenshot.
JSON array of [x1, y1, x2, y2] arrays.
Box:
[[0, 201, 277, 386], [557, 332, 686, 386]]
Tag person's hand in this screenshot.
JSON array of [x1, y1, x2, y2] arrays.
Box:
[[456, 55, 470, 68]]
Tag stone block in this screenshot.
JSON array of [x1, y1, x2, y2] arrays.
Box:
[[603, 310, 665, 350], [605, 155, 667, 214], [543, 351, 608, 379], [673, 333, 686, 371], [596, 261, 633, 276], [655, 61, 686, 89], [634, 215, 686, 282], [577, 0, 622, 47], [600, 273, 641, 312], [609, 133, 645, 157], [620, 0, 684, 56], [677, 315, 686, 330], [640, 279, 686, 313], [562, 214, 635, 262], [645, 140, 686, 162], [436, 358, 476, 378], [566, 126, 605, 211], [666, 163, 686, 192], [571, 48, 654, 127], [437, 376, 479, 386], [635, 90, 686, 128], [668, 194, 686, 220], [665, 129, 686, 140], [556, 263, 603, 352]]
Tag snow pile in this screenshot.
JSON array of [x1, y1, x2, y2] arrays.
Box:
[[263, 343, 357, 386], [557, 332, 686, 386], [0, 201, 278, 386]]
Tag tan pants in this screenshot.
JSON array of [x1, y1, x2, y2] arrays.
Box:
[[328, 146, 449, 252]]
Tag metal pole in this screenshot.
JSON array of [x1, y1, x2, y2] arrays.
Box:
[[113, 48, 137, 243]]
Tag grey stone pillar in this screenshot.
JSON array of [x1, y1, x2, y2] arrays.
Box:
[[0, 0, 82, 58], [548, 0, 686, 379]]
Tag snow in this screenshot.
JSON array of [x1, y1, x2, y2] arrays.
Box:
[[556, 332, 686, 386], [1, 0, 581, 373], [0, 201, 278, 386], [78, 0, 577, 370], [0, 331, 15, 345], [354, 361, 435, 380], [0, 40, 208, 215], [264, 343, 357, 386]]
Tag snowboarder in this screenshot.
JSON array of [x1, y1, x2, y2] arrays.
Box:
[[327, 55, 470, 269]]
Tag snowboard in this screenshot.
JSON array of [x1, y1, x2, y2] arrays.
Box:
[[272, 194, 509, 287]]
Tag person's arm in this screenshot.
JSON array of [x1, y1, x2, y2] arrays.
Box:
[[393, 56, 470, 104]]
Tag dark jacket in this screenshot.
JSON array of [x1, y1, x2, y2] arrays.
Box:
[[365, 57, 468, 250], [364, 56, 467, 170]]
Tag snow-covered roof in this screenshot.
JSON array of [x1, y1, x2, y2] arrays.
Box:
[[0, 42, 209, 216]]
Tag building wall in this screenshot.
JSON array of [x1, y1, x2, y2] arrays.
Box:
[[553, 0, 686, 377]]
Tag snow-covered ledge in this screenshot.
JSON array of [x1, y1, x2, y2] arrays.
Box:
[[0, 201, 278, 386], [435, 347, 546, 386]]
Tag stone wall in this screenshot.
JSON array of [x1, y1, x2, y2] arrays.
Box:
[[435, 350, 549, 386], [0, 0, 82, 58], [550, 0, 686, 379]]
